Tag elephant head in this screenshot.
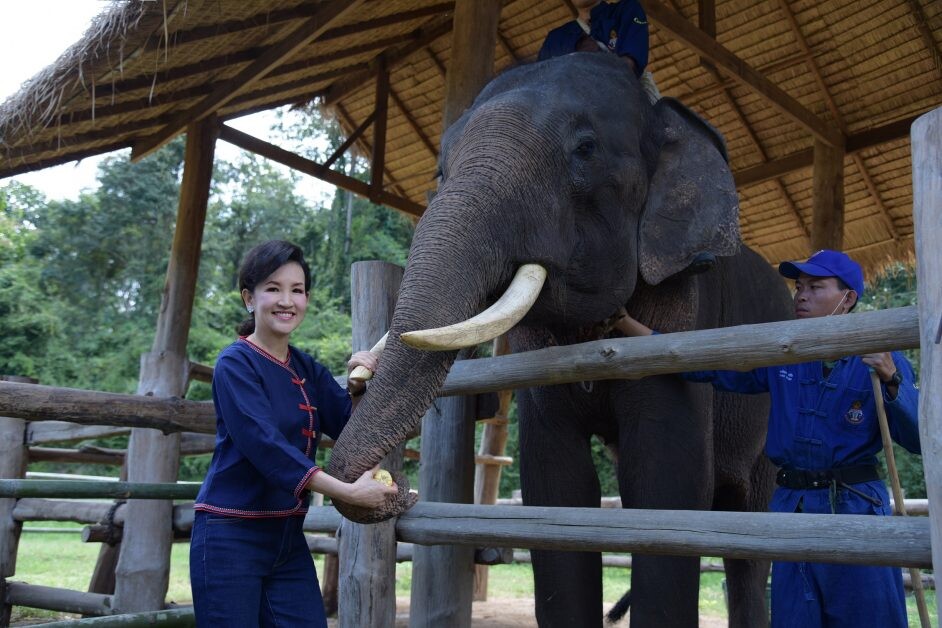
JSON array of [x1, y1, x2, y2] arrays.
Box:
[[328, 52, 740, 522]]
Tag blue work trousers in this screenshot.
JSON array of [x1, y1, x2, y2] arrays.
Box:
[[770, 482, 907, 628], [190, 511, 326, 627]]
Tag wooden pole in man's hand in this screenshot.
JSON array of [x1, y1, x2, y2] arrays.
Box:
[[870, 370, 931, 628]]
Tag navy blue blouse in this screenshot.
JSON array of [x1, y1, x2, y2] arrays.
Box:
[[194, 338, 352, 517]]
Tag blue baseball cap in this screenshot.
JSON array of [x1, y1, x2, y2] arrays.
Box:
[[778, 249, 865, 297]]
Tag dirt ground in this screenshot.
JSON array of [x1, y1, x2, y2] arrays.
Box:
[[327, 597, 728, 627]]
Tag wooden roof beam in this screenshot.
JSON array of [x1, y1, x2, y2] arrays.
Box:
[[322, 15, 455, 106], [389, 88, 439, 160], [217, 123, 423, 217], [640, 0, 844, 148], [664, 0, 809, 244], [733, 112, 925, 187], [131, 0, 366, 162], [334, 104, 414, 201], [148, 3, 455, 51], [774, 0, 900, 243], [903, 0, 942, 82], [371, 56, 390, 198]]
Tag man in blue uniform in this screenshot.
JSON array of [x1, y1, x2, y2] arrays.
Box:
[[539, 0, 648, 76], [616, 249, 920, 627]]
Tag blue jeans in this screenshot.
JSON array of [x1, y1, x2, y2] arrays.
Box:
[[190, 511, 326, 627]]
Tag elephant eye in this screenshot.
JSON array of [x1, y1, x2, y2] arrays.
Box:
[[574, 139, 596, 159]]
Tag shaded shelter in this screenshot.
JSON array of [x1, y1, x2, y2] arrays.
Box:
[[0, 0, 940, 269]]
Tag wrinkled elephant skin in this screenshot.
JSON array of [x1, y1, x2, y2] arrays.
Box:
[[328, 53, 792, 627]]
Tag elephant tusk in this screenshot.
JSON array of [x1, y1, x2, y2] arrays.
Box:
[[349, 333, 388, 382], [401, 264, 547, 351]]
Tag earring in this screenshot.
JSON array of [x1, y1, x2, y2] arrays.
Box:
[[247, 306, 254, 314]]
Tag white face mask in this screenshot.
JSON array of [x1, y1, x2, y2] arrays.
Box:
[[828, 290, 850, 316]]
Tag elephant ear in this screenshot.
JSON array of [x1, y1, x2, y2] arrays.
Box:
[[639, 98, 740, 286]]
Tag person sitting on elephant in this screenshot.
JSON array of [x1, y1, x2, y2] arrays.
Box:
[[190, 240, 396, 627], [538, 0, 661, 103], [616, 248, 920, 628]]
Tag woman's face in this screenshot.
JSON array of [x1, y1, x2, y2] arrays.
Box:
[[242, 261, 309, 339]]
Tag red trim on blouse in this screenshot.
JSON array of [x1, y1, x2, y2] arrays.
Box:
[[239, 337, 318, 453]]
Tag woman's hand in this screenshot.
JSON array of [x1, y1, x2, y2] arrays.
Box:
[[347, 350, 379, 395], [344, 467, 399, 509], [308, 465, 399, 509]]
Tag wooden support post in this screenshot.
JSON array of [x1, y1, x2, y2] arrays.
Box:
[[811, 138, 845, 252], [440, 0, 502, 131], [113, 118, 216, 613], [698, 0, 716, 71], [0, 376, 32, 626], [370, 56, 389, 199], [409, 395, 477, 628], [86, 459, 128, 598], [411, 3, 502, 621], [338, 261, 404, 628], [472, 337, 512, 602], [912, 105, 942, 622]]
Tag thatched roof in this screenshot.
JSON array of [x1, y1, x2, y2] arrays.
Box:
[[1, 0, 940, 275]]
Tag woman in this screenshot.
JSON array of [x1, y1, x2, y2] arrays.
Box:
[[190, 240, 396, 626]]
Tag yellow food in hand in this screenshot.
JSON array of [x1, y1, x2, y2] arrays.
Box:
[[373, 469, 393, 486]]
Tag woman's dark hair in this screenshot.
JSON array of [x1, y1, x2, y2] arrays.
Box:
[[236, 240, 311, 336]]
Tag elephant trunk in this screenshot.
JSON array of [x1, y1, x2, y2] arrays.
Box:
[[328, 193, 512, 523]]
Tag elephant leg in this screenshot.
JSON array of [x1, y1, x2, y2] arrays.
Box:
[[614, 376, 713, 628], [712, 391, 775, 628], [725, 557, 771, 628], [518, 385, 603, 628]]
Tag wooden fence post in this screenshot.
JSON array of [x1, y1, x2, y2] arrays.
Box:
[[411, 1, 503, 620], [338, 261, 404, 628], [912, 105, 942, 622], [0, 375, 34, 626], [113, 118, 216, 612]]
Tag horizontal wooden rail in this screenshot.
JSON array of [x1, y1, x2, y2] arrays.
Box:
[[303, 502, 930, 568], [0, 480, 200, 500], [0, 382, 215, 434], [0, 307, 918, 434], [3, 581, 112, 616], [35, 608, 194, 627], [441, 306, 919, 395], [496, 495, 930, 516], [7, 486, 929, 568]]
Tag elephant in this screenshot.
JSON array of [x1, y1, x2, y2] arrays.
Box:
[[327, 52, 794, 627]]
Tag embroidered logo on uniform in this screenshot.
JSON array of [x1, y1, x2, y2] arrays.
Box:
[[608, 29, 618, 50], [778, 369, 794, 381], [845, 400, 865, 425], [634, 17, 648, 25]]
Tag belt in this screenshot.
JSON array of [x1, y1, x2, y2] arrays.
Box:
[[776, 465, 880, 490]]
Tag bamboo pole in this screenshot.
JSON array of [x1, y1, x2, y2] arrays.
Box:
[[911, 105, 942, 626], [869, 371, 931, 628]]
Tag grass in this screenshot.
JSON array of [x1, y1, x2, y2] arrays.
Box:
[[8, 530, 935, 626]]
